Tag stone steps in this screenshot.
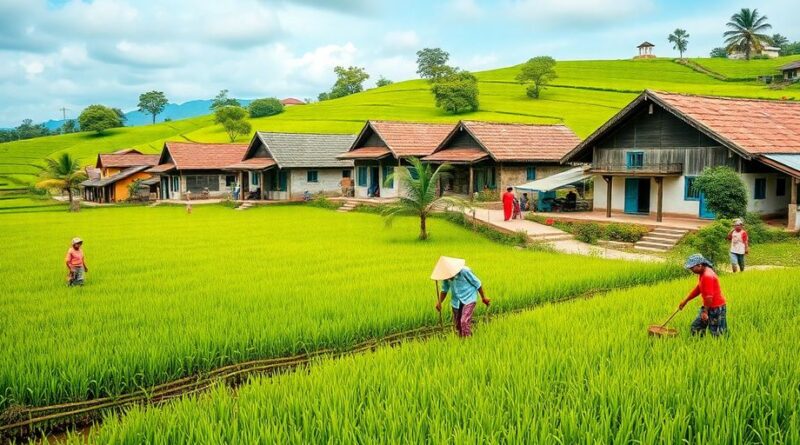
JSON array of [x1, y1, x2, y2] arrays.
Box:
[[337, 201, 358, 213], [634, 226, 689, 252], [235, 202, 254, 211]]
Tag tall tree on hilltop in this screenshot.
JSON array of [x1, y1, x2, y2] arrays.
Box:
[[430, 69, 479, 113], [211, 89, 240, 110], [78, 105, 122, 134], [516, 56, 557, 99], [36, 153, 87, 211], [668, 29, 690, 59], [724, 8, 772, 60], [416, 48, 453, 82], [318, 66, 369, 101], [138, 91, 168, 125]]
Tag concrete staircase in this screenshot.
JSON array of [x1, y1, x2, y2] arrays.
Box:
[[529, 232, 574, 243], [634, 227, 689, 252], [337, 200, 358, 213], [235, 202, 254, 211]]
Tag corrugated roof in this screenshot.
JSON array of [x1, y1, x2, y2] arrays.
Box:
[[253, 132, 356, 168], [515, 166, 592, 192], [780, 61, 800, 71], [423, 148, 489, 163], [366, 121, 454, 157], [459, 121, 581, 162], [97, 153, 160, 169], [81, 165, 150, 187], [337, 146, 392, 160], [761, 154, 800, 177], [163, 142, 248, 170]]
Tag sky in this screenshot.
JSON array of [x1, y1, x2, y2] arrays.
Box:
[[0, 0, 797, 127]]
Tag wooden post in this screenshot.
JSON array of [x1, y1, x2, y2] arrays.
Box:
[[260, 170, 265, 201], [604, 175, 612, 218], [468, 165, 474, 201], [655, 177, 664, 223], [789, 177, 798, 231]]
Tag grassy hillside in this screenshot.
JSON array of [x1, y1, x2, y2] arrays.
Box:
[[2, 57, 797, 189]]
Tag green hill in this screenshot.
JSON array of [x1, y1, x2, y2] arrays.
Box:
[[2, 57, 798, 190]]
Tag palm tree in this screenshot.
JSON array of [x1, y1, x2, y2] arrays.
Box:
[[724, 8, 772, 60], [36, 153, 87, 211], [380, 157, 468, 240], [668, 29, 690, 59]]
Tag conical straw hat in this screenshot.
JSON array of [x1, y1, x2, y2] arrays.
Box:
[[430, 256, 466, 280]]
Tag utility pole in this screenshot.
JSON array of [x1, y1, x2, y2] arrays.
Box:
[[58, 107, 69, 134]]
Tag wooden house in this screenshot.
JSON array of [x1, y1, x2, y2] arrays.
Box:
[[80, 149, 160, 202], [226, 132, 355, 200], [148, 142, 248, 200], [561, 90, 800, 229], [780, 61, 800, 82], [422, 121, 580, 198], [338, 121, 454, 198]]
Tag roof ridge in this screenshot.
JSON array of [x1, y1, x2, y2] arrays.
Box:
[[647, 89, 800, 105], [256, 131, 357, 137], [462, 120, 571, 128], [367, 119, 455, 126]]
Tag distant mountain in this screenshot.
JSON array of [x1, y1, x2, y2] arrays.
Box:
[[42, 99, 252, 131]]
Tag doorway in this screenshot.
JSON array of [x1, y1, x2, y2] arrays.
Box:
[[699, 193, 715, 219], [369, 166, 380, 197], [624, 178, 651, 214]]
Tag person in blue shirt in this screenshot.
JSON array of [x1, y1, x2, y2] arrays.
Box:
[[432, 256, 490, 337]]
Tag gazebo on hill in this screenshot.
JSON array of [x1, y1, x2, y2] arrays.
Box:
[[635, 41, 655, 59]]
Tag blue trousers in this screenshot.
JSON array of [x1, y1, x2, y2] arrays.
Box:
[[691, 305, 727, 337]]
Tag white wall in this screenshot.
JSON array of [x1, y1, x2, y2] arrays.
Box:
[[354, 165, 398, 199], [289, 168, 351, 199], [742, 173, 790, 214]]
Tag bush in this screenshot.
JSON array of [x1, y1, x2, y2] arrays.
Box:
[[475, 189, 499, 202], [78, 104, 123, 134], [605, 223, 650, 243], [693, 166, 747, 219], [686, 221, 730, 266], [526, 216, 649, 243], [307, 194, 339, 210], [743, 212, 791, 243], [573, 223, 602, 244], [248, 98, 284, 118]]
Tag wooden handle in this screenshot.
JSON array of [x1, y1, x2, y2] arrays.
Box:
[[661, 309, 680, 328]]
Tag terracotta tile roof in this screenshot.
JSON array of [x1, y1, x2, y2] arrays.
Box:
[[337, 146, 392, 160], [81, 165, 150, 187], [650, 91, 800, 155], [163, 142, 249, 170], [460, 121, 581, 162], [367, 121, 455, 157], [423, 148, 490, 163], [111, 148, 143, 155], [97, 153, 160, 169], [225, 158, 277, 170], [280, 98, 305, 105], [147, 162, 175, 173]]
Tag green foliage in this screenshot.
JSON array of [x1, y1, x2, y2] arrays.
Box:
[[211, 89, 240, 110], [710, 47, 728, 58], [686, 221, 730, 265], [78, 105, 122, 134], [375, 76, 394, 87], [516, 56, 557, 99], [61, 119, 78, 134], [742, 212, 791, 243], [430, 70, 479, 114], [780, 41, 800, 56], [771, 34, 789, 47], [214, 106, 252, 142], [572, 222, 602, 244], [416, 48, 451, 81], [137, 91, 168, 124], [248, 98, 284, 118], [693, 166, 747, 219], [527, 215, 649, 243], [604, 223, 650, 243], [724, 8, 773, 60], [319, 66, 370, 101], [307, 194, 339, 210], [34, 153, 87, 210], [474, 189, 499, 202], [668, 28, 690, 59], [127, 179, 144, 201]]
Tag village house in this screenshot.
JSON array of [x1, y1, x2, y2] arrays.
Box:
[[226, 132, 355, 200], [780, 61, 800, 82], [728, 46, 781, 59], [338, 120, 454, 199], [81, 149, 160, 203], [147, 142, 248, 200], [561, 90, 800, 230], [422, 121, 581, 200], [280, 98, 306, 106]]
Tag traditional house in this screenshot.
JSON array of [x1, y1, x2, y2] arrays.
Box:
[[148, 142, 248, 200], [780, 61, 800, 82], [561, 90, 800, 229], [337, 121, 454, 198], [728, 46, 781, 59], [422, 121, 581, 198], [227, 132, 356, 200], [280, 98, 306, 106], [80, 149, 160, 203]]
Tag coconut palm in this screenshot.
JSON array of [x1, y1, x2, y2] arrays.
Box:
[[668, 29, 690, 59], [36, 153, 87, 211], [724, 8, 772, 60], [381, 157, 468, 240]]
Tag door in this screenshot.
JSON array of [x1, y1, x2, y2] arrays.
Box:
[[624, 178, 651, 214], [699, 193, 715, 219], [369, 167, 380, 197]]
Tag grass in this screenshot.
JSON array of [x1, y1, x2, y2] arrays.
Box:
[[748, 239, 800, 267], [0, 205, 679, 411], [68, 269, 800, 444], [3, 58, 799, 189], [689, 56, 799, 80]]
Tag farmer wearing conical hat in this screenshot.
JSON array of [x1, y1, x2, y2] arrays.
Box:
[[432, 256, 490, 337], [678, 254, 727, 336], [65, 237, 88, 286]]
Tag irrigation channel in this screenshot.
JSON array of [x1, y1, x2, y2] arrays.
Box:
[[3, 286, 623, 443]]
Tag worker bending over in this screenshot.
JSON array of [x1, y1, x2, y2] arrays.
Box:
[[678, 254, 727, 337], [432, 256, 490, 337]]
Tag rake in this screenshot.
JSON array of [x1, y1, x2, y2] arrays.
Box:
[[648, 308, 679, 337]]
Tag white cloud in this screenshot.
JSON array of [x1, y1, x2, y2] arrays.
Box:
[[383, 31, 420, 53], [506, 0, 655, 27], [20, 59, 44, 78], [449, 0, 482, 18]]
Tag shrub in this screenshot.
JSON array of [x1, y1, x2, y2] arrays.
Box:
[[605, 223, 650, 243], [307, 194, 339, 210], [693, 166, 747, 219], [475, 189, 499, 202], [573, 223, 602, 244], [248, 98, 284, 118], [78, 104, 123, 134], [686, 221, 730, 266], [743, 212, 791, 243]]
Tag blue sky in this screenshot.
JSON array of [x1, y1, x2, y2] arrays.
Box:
[[0, 0, 797, 127]]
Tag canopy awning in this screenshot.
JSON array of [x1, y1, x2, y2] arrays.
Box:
[[514, 166, 592, 192]]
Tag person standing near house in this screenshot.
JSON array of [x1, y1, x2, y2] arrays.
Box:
[[677, 254, 727, 337], [65, 238, 88, 286], [727, 218, 749, 272], [502, 187, 515, 221], [433, 256, 490, 337], [520, 192, 529, 211]]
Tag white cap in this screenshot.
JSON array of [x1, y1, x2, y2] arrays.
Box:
[[71, 237, 83, 245]]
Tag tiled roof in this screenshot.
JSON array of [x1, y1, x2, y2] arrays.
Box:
[[780, 61, 800, 71], [85, 167, 101, 181], [337, 146, 392, 160], [111, 148, 142, 155], [423, 148, 490, 163], [163, 142, 248, 170], [280, 98, 305, 105], [638, 41, 655, 47], [368, 121, 454, 157], [147, 162, 175, 173], [460, 121, 581, 162], [225, 158, 277, 170], [253, 132, 355, 168], [650, 91, 800, 155], [97, 153, 160, 168], [81, 165, 150, 187]]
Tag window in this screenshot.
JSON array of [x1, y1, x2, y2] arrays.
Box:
[[382, 165, 394, 188], [186, 175, 220, 192], [777, 177, 787, 197], [275, 171, 287, 191], [342, 170, 351, 178], [171, 176, 180, 192], [754, 177, 767, 200], [225, 175, 236, 187], [526, 167, 536, 181], [626, 151, 644, 169], [307, 170, 318, 183], [684, 177, 700, 201], [357, 166, 368, 187], [408, 166, 419, 180], [251, 172, 259, 186]]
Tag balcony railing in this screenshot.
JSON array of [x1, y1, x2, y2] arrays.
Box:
[[590, 163, 683, 175]]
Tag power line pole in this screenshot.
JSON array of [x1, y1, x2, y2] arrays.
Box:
[[58, 107, 70, 134]]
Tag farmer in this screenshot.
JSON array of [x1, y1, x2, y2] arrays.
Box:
[[432, 256, 490, 337], [65, 237, 88, 286], [502, 187, 515, 221], [727, 218, 749, 273], [678, 254, 727, 337]]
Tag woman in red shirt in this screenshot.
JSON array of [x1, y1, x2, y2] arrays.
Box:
[[502, 187, 515, 221], [678, 254, 727, 336]]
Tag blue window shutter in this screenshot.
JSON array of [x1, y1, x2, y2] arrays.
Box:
[[357, 167, 368, 187], [754, 178, 766, 200], [684, 177, 699, 201], [526, 167, 536, 181]]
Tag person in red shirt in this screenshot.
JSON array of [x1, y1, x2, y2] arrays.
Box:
[[65, 237, 88, 286], [501, 187, 515, 221], [726, 218, 749, 273], [678, 254, 727, 336]]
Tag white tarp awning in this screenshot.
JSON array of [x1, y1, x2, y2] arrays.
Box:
[[514, 166, 592, 192]]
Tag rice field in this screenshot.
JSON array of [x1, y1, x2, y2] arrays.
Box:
[[0, 205, 679, 412], [67, 268, 800, 444]]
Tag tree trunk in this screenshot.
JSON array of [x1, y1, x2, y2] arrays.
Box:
[[419, 213, 428, 240], [67, 187, 78, 212], [152, 113, 156, 125]]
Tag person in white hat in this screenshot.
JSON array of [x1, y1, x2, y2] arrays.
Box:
[[726, 218, 749, 273], [432, 256, 490, 337], [65, 237, 88, 286]]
